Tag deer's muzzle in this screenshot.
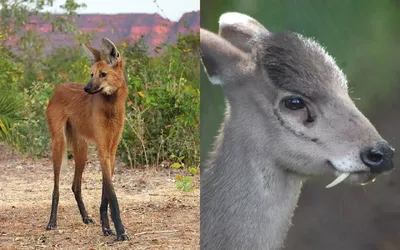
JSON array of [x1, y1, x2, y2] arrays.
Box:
[[360, 142, 395, 173]]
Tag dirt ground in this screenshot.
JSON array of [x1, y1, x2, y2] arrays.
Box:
[[0, 144, 200, 250]]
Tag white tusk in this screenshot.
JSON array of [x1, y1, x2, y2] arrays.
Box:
[[326, 172, 350, 188], [361, 177, 376, 186]]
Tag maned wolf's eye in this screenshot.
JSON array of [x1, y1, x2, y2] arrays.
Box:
[[90, 73, 93, 78], [100, 72, 107, 78], [284, 97, 306, 110]]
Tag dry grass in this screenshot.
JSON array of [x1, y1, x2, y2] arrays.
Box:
[[0, 144, 200, 250]]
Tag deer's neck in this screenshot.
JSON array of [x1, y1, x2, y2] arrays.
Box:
[[201, 118, 303, 250]]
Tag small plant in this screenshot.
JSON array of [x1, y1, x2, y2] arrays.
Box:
[[175, 174, 195, 192], [170, 154, 198, 192], [170, 154, 185, 169]]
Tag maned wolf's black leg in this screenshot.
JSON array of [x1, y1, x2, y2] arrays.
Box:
[[71, 140, 95, 224], [47, 182, 60, 230], [103, 179, 129, 241], [100, 183, 114, 236], [46, 136, 65, 230]]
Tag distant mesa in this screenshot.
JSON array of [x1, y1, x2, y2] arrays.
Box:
[[6, 11, 200, 55]]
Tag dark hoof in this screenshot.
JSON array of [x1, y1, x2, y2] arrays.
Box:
[[116, 232, 130, 241], [103, 228, 115, 236], [46, 223, 57, 230], [83, 217, 96, 224]]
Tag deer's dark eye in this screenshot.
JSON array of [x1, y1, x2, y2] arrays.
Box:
[[90, 73, 93, 78], [100, 72, 107, 78], [284, 97, 305, 110]]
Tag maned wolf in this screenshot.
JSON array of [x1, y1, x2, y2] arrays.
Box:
[[46, 38, 130, 241]]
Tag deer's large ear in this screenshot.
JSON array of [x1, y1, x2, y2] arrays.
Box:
[[218, 12, 269, 53], [82, 43, 101, 65], [200, 28, 247, 85], [101, 37, 120, 67]]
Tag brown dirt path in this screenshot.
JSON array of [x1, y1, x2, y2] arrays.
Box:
[[0, 144, 200, 250]]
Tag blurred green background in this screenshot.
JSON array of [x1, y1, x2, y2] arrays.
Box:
[[200, 0, 400, 249]]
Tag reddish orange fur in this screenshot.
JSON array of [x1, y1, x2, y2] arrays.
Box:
[[47, 59, 128, 160], [45, 39, 130, 240]]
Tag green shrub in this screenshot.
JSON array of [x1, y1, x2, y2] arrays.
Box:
[[13, 81, 55, 157], [0, 93, 24, 144], [120, 34, 200, 169], [0, 47, 24, 145], [2, 34, 200, 173], [0, 51, 23, 93]]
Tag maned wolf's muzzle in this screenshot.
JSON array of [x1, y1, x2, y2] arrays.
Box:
[[84, 79, 102, 94], [360, 142, 395, 173]]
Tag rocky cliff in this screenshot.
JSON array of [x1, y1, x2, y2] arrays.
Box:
[[8, 11, 199, 54]]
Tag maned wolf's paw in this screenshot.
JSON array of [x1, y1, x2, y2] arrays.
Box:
[[116, 232, 130, 241], [83, 217, 96, 224], [103, 228, 115, 236], [46, 222, 57, 230]]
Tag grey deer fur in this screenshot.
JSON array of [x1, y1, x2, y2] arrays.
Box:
[[200, 12, 394, 250]]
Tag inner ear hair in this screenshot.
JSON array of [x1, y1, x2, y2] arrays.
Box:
[[100, 37, 120, 66], [82, 43, 101, 64], [218, 12, 269, 53], [200, 28, 248, 85]]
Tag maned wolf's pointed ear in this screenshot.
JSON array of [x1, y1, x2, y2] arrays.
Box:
[[82, 43, 101, 64], [101, 37, 120, 67], [218, 12, 269, 53], [200, 28, 248, 85]]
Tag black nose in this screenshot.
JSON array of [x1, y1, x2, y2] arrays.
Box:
[[360, 142, 395, 173], [84, 84, 91, 93]]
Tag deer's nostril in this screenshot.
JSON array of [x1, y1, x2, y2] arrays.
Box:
[[360, 142, 395, 173], [366, 148, 383, 163]]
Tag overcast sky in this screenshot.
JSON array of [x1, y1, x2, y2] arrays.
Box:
[[44, 0, 199, 21]]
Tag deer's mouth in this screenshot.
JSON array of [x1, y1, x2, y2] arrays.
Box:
[[325, 160, 380, 188], [326, 171, 379, 188]]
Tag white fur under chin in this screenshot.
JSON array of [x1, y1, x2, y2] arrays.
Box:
[[218, 12, 254, 28], [102, 85, 114, 95]]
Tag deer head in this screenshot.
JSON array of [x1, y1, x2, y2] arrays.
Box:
[[201, 12, 395, 188]]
